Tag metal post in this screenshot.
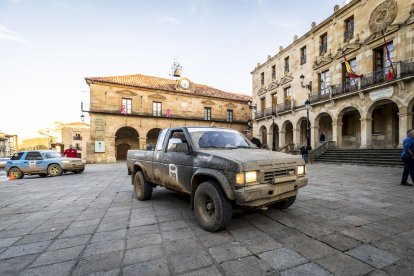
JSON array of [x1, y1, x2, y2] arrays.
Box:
[[272, 119, 276, 151], [306, 107, 310, 147]]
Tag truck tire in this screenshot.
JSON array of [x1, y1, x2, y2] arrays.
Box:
[[271, 196, 296, 210], [134, 171, 152, 200], [194, 181, 232, 232]]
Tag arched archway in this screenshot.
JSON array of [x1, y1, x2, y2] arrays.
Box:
[[338, 107, 361, 149], [269, 123, 279, 150], [146, 128, 161, 147], [259, 125, 267, 148], [315, 112, 333, 145], [367, 99, 399, 148], [282, 121, 293, 146], [115, 127, 139, 160], [296, 117, 311, 147]]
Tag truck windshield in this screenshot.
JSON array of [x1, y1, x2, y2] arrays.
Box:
[[188, 128, 254, 149]]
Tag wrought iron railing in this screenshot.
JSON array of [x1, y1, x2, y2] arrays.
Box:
[[277, 101, 292, 113], [360, 66, 398, 89], [310, 92, 330, 103], [331, 82, 359, 97], [400, 60, 414, 78], [254, 110, 264, 119], [73, 136, 82, 140], [309, 141, 336, 161]]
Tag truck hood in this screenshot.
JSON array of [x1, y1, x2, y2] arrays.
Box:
[[198, 149, 303, 171]]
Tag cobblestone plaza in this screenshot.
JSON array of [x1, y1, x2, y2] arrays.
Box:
[[0, 163, 412, 275]]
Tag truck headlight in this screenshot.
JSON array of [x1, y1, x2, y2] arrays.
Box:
[[297, 165, 305, 176], [235, 171, 258, 187]]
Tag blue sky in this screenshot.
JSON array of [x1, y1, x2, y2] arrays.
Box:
[[0, 0, 342, 137]]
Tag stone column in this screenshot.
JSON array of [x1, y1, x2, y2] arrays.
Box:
[[293, 128, 301, 149], [279, 131, 286, 148], [398, 112, 412, 148], [311, 126, 319, 149], [360, 118, 373, 149], [107, 136, 117, 163], [332, 123, 343, 149], [139, 137, 147, 150]]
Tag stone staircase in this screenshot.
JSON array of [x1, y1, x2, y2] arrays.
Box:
[[315, 149, 403, 167]]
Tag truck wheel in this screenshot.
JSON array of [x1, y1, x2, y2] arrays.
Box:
[[134, 171, 152, 200], [194, 181, 232, 232], [271, 196, 296, 210], [9, 167, 24, 179], [48, 164, 63, 177]]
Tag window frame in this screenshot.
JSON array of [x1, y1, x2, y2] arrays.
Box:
[[226, 109, 233, 123], [344, 16, 354, 42], [121, 98, 132, 114], [319, 70, 330, 95], [152, 101, 162, 117], [300, 46, 307, 65], [284, 57, 290, 73], [320, 33, 328, 55], [204, 107, 212, 121]]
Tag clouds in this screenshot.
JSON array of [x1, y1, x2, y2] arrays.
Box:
[[0, 24, 28, 44], [158, 16, 182, 25]]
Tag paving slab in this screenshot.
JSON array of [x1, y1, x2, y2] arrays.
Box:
[[280, 262, 333, 276], [347, 244, 399, 269], [258, 247, 308, 271], [220, 256, 274, 276]]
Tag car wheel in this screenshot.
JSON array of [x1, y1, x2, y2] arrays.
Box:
[[38, 174, 47, 178], [271, 196, 297, 210], [134, 171, 152, 200], [48, 164, 63, 177], [9, 167, 24, 179], [194, 181, 232, 232]]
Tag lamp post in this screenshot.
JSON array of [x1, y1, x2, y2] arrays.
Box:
[[80, 114, 85, 122], [271, 111, 277, 151], [300, 74, 312, 148]]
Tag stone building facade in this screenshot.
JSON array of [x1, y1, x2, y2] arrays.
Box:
[[0, 132, 18, 157], [84, 74, 251, 163], [61, 122, 90, 159], [251, 0, 414, 150]]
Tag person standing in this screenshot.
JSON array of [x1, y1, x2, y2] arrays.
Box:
[[401, 129, 414, 186], [320, 132, 326, 143], [244, 130, 262, 148], [64, 145, 78, 158], [300, 145, 307, 162]]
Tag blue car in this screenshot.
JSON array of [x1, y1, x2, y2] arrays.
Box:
[[5, 150, 85, 179]]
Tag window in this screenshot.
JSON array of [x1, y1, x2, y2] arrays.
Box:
[[284, 87, 292, 100], [152, 102, 162, 117], [260, 72, 265, 86], [155, 129, 168, 151], [342, 58, 358, 90], [271, 93, 277, 109], [227, 110, 233, 122], [319, 70, 330, 95], [300, 46, 307, 65], [320, 33, 328, 55], [74, 133, 81, 140], [204, 107, 211, 120], [260, 98, 266, 111], [11, 152, 24, 160], [166, 131, 187, 152], [121, 98, 132, 114], [284, 57, 289, 73], [271, 65, 276, 79], [374, 42, 394, 81], [344, 16, 354, 42], [25, 151, 43, 160]]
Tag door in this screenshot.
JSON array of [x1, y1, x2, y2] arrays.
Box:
[[117, 143, 130, 160], [160, 130, 194, 193], [23, 151, 45, 173]]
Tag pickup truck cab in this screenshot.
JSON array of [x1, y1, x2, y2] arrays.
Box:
[[127, 127, 307, 232]]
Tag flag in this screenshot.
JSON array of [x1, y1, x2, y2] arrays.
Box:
[[121, 104, 126, 114], [344, 55, 362, 78], [381, 31, 395, 81]]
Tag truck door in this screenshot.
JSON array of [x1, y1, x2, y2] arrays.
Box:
[[160, 129, 194, 193], [151, 129, 168, 184], [22, 151, 44, 173]]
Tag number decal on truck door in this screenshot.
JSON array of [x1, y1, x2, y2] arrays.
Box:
[[169, 164, 178, 182]]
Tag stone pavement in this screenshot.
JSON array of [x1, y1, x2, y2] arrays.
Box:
[[0, 163, 413, 275]]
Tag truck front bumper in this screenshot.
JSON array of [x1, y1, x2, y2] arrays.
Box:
[[234, 177, 307, 207], [62, 163, 85, 171]]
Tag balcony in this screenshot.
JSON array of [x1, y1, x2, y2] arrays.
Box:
[[254, 110, 264, 120], [73, 136, 82, 140], [360, 66, 397, 89], [277, 101, 292, 113]]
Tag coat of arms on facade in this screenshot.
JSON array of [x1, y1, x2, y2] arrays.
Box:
[[365, 0, 399, 44]]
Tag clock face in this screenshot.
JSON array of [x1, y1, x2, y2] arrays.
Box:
[[180, 79, 190, 89]]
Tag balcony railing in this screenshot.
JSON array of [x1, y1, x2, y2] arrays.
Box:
[[255, 110, 264, 119], [360, 66, 397, 89], [331, 82, 359, 97], [277, 101, 292, 113], [73, 136, 82, 140]]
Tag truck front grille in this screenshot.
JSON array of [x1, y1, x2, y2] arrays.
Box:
[[263, 168, 295, 183]]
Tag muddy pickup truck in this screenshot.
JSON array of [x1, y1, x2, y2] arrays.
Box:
[[127, 127, 307, 232]]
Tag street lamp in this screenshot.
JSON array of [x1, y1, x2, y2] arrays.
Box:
[[271, 111, 277, 151], [247, 100, 257, 111], [247, 119, 252, 130], [300, 74, 312, 148], [80, 114, 85, 122]]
